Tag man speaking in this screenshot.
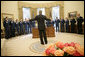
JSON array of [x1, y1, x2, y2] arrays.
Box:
[[29, 10, 51, 45]]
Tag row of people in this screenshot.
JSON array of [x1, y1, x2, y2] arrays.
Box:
[[3, 17, 35, 39], [47, 13, 84, 34], [3, 14, 84, 39]]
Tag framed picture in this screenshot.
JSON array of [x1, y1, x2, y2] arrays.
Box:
[[68, 11, 77, 18], [1, 13, 14, 22]]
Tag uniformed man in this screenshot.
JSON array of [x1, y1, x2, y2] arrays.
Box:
[[27, 19, 32, 34], [61, 18, 65, 32], [77, 13, 84, 34], [70, 16, 76, 33], [15, 19, 20, 36], [65, 17, 69, 32], [46, 21, 51, 27], [51, 19, 55, 27], [10, 19, 16, 37], [55, 17, 60, 32], [19, 20, 24, 35], [3, 17, 10, 39], [32, 21, 35, 28], [23, 19, 28, 34]]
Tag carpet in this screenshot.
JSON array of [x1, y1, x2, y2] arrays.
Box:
[[29, 40, 56, 54]]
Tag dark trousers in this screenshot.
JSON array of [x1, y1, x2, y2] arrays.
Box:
[[56, 25, 59, 32], [20, 27, 24, 35], [77, 25, 83, 34], [5, 28, 10, 39], [39, 30, 47, 44], [28, 26, 32, 33], [66, 25, 69, 32], [71, 25, 75, 33], [61, 25, 65, 32], [16, 28, 19, 35], [10, 29, 15, 37]]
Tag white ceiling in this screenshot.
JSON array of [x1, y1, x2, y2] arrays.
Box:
[[19, 1, 56, 3]]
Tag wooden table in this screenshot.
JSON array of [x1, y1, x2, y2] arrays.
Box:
[[32, 26, 55, 38]]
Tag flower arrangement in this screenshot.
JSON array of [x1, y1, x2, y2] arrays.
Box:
[[44, 41, 84, 56]]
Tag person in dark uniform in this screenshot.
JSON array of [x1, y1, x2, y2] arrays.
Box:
[[29, 10, 51, 45], [55, 17, 60, 32], [70, 16, 76, 33], [32, 21, 35, 28], [27, 19, 32, 34], [51, 19, 55, 27], [77, 14, 84, 34], [19, 20, 24, 35], [10, 19, 16, 37], [23, 19, 28, 34], [15, 19, 20, 36], [65, 17, 69, 32], [61, 18, 65, 32], [3, 17, 10, 39], [46, 21, 51, 27]]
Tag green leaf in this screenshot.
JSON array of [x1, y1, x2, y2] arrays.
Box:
[[55, 45, 60, 50], [63, 52, 73, 56], [49, 53, 54, 56]]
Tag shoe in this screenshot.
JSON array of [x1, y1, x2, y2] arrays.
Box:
[[45, 42, 48, 44], [41, 43, 44, 45]]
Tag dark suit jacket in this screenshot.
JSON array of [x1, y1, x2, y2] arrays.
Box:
[[29, 14, 51, 30], [3, 20, 10, 30], [77, 16, 84, 27], [55, 19, 60, 26]]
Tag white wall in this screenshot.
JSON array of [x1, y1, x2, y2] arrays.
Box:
[[64, 1, 84, 19]]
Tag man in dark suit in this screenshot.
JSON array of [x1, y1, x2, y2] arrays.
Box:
[[19, 20, 24, 35], [46, 21, 51, 27], [51, 19, 55, 27], [3, 17, 10, 39], [15, 19, 20, 36], [77, 14, 84, 34], [32, 21, 35, 28], [65, 17, 69, 32], [29, 10, 51, 45], [23, 19, 28, 34], [27, 19, 32, 34], [70, 16, 76, 33], [10, 19, 16, 37], [61, 18, 65, 32], [55, 17, 60, 32]]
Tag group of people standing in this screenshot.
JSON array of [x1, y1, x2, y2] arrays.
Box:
[[47, 13, 84, 34], [3, 17, 35, 39], [3, 13, 84, 39]]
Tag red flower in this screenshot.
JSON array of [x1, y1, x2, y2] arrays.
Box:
[[64, 43, 69, 47], [56, 41, 64, 49], [73, 51, 83, 56], [64, 42, 75, 47], [49, 46, 56, 55], [45, 49, 50, 55], [70, 42, 75, 47]]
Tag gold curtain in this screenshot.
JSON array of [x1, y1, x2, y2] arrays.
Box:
[[18, 7, 23, 21], [45, 8, 50, 18]]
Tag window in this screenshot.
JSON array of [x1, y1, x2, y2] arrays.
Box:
[[52, 6, 60, 20], [52, 6, 60, 30], [23, 7, 31, 21], [37, 8, 45, 15]]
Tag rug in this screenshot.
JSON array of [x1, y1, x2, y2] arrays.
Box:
[[29, 40, 56, 54]]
